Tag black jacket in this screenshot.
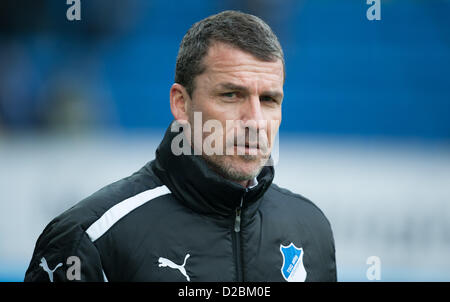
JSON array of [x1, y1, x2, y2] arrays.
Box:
[[25, 125, 337, 282]]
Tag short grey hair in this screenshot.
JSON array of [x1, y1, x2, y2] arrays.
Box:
[[175, 10, 285, 97]]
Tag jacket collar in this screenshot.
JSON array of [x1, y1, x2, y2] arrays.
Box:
[[151, 122, 274, 217]]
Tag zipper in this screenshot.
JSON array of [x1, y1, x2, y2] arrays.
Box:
[[234, 201, 243, 232], [232, 190, 246, 282]]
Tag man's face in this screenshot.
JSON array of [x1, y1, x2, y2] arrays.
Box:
[[185, 42, 284, 185]]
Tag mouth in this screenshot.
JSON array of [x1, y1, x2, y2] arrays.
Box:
[[246, 142, 259, 148], [233, 142, 260, 155], [236, 140, 259, 147], [229, 133, 270, 155]]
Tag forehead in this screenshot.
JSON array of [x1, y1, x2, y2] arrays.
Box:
[[201, 42, 284, 88]]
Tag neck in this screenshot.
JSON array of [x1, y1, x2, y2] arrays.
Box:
[[201, 158, 256, 189], [235, 179, 250, 188]]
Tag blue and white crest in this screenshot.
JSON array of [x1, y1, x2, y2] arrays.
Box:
[[280, 243, 307, 282]]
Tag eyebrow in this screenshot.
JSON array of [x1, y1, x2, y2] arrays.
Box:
[[216, 82, 283, 99], [217, 82, 249, 93]]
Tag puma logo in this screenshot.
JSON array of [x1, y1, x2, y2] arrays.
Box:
[[39, 257, 63, 282], [158, 254, 191, 281]]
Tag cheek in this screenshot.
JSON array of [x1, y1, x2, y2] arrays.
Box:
[[192, 95, 228, 122], [264, 110, 281, 134], [270, 123, 280, 145]]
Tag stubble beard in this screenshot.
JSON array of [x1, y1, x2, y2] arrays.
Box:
[[202, 153, 269, 182]]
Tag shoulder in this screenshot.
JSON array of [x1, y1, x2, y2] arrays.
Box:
[[31, 161, 166, 254], [57, 163, 160, 227], [25, 162, 167, 281], [264, 183, 333, 231]]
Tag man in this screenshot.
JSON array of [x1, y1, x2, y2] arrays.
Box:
[[25, 10, 336, 282]]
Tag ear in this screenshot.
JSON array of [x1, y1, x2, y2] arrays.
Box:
[[170, 83, 191, 122]]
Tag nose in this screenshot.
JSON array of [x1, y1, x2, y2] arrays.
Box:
[[241, 95, 266, 130]]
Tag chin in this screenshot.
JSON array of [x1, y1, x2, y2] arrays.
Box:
[[203, 154, 265, 182], [225, 156, 267, 179]]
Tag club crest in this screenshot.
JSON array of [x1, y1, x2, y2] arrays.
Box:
[[280, 243, 307, 282]]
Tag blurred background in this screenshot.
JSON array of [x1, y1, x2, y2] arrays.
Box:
[[0, 0, 449, 281]]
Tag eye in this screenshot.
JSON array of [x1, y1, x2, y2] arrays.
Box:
[[260, 95, 277, 103], [222, 92, 236, 98]]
